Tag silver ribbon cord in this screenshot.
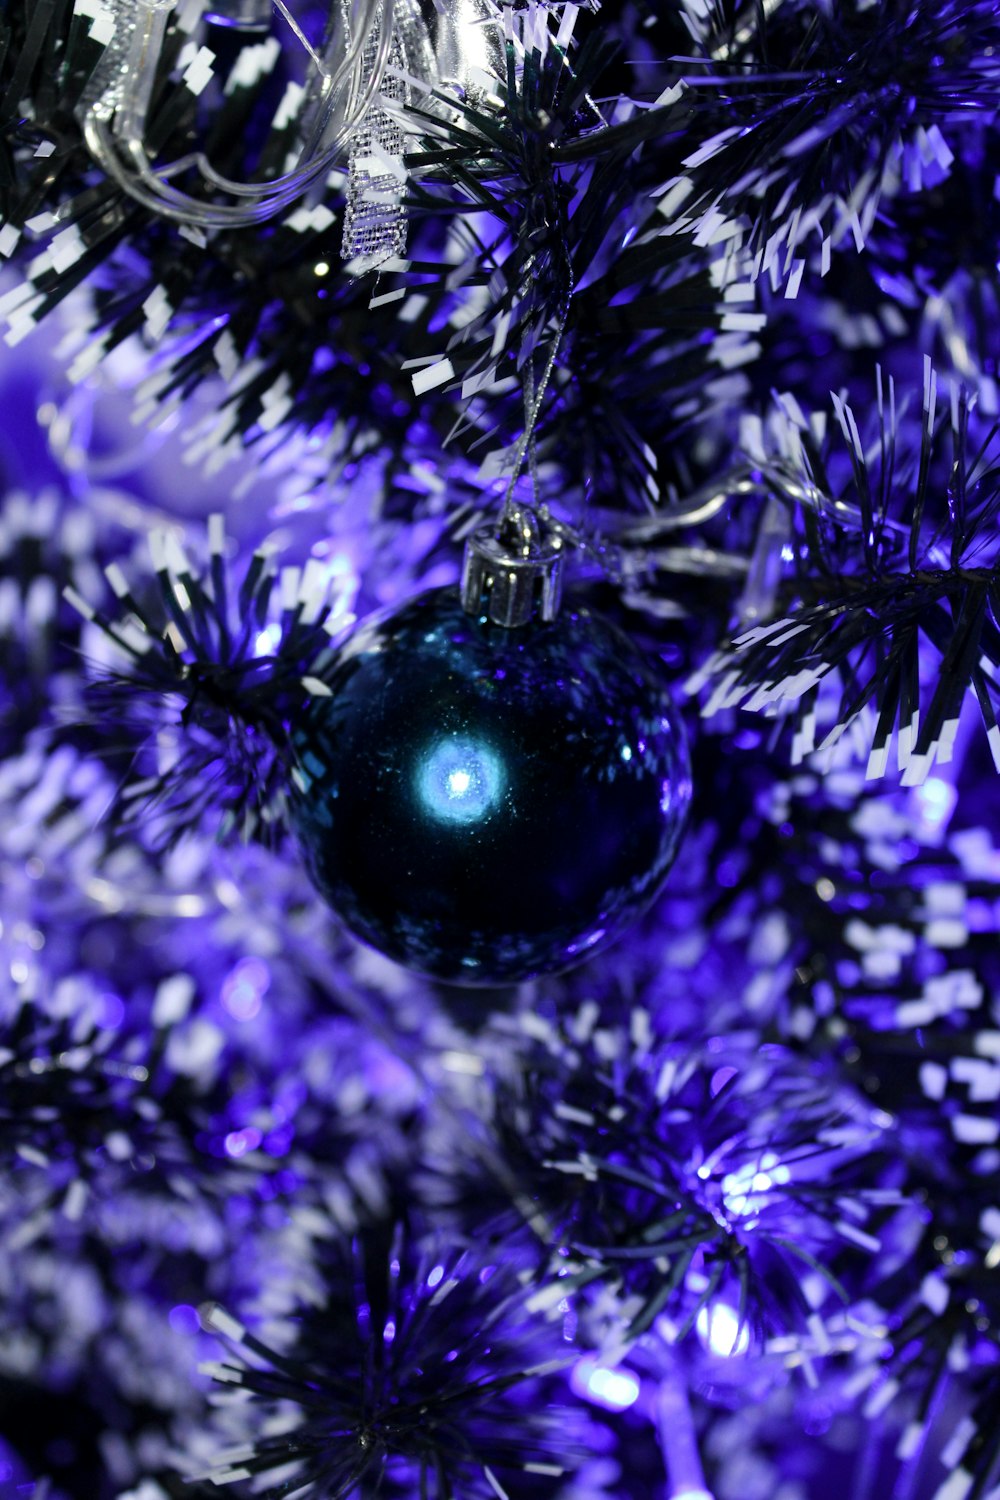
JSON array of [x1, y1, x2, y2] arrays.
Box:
[[340, 0, 437, 273], [341, 1, 411, 271], [75, 0, 145, 124]]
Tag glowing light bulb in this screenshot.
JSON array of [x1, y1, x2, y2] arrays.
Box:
[[570, 1357, 640, 1411], [696, 1301, 750, 1357]]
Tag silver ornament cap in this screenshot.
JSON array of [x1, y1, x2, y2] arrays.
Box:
[[461, 506, 566, 628]]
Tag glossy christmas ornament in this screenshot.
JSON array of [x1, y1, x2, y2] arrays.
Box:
[[288, 516, 691, 983]]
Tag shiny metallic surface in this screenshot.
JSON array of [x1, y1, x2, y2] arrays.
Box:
[[421, 0, 505, 96], [290, 588, 692, 984], [460, 504, 565, 627]]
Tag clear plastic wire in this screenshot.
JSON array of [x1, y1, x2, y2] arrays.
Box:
[[80, 0, 397, 228]]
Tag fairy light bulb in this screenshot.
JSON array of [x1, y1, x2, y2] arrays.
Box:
[[696, 1301, 751, 1358], [570, 1358, 640, 1412]]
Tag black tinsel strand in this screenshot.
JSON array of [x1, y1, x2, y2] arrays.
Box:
[[194, 1226, 587, 1500]]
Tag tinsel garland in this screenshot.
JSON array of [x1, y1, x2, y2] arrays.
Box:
[[5, 2, 1000, 1499]]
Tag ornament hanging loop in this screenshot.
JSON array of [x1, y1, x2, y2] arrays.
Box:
[[461, 504, 566, 628]]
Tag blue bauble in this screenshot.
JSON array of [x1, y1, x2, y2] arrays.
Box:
[[289, 588, 691, 984]]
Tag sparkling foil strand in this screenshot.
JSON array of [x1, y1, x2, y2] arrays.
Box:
[[342, 1, 408, 270]]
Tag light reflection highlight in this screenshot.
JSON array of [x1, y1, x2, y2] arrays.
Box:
[[417, 737, 503, 826]]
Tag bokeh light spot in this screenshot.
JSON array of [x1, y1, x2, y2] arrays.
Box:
[[221, 957, 271, 1021], [168, 1303, 201, 1335], [570, 1357, 640, 1410]]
